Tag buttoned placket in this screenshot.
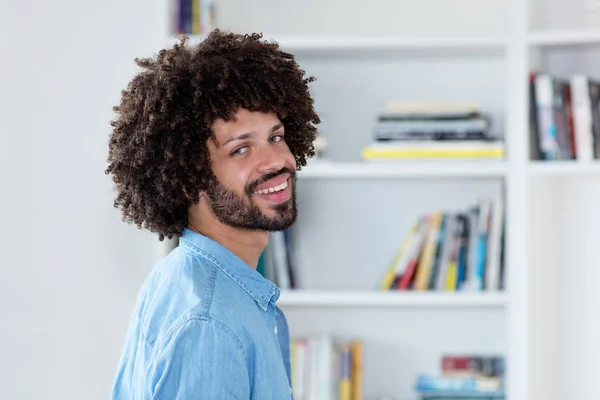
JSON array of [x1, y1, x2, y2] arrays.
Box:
[[272, 304, 293, 399]]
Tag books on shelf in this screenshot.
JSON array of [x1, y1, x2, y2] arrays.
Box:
[[258, 230, 297, 290], [415, 354, 505, 400], [361, 102, 504, 161], [291, 334, 363, 400], [171, 0, 216, 35], [262, 191, 505, 294], [529, 72, 600, 161], [378, 191, 505, 292]]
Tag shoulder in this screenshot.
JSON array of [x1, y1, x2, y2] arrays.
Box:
[[156, 315, 248, 363], [139, 245, 219, 345], [150, 316, 251, 399], [140, 244, 255, 348]]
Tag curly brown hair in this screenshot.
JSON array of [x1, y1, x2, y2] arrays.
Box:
[[105, 30, 320, 241]]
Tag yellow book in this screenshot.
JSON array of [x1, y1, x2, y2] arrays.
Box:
[[445, 260, 458, 291], [360, 141, 505, 160], [340, 381, 351, 400], [413, 212, 442, 290], [351, 341, 363, 400], [378, 222, 418, 289], [191, 0, 200, 34], [362, 149, 504, 159], [290, 340, 296, 393]]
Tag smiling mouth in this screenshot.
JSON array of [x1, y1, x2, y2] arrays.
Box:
[[251, 176, 292, 205], [253, 179, 289, 195]]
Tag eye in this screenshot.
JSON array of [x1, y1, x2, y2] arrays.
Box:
[[231, 146, 248, 156], [270, 134, 284, 143]]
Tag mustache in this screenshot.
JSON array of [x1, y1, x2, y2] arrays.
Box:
[[246, 167, 296, 195]]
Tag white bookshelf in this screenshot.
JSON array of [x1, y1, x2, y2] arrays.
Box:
[[299, 160, 508, 179], [529, 160, 600, 176], [153, 0, 600, 399], [278, 290, 508, 308], [528, 29, 600, 46], [276, 35, 506, 52], [302, 160, 600, 179]]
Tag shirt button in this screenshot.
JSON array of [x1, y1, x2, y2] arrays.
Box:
[[274, 326, 278, 334]]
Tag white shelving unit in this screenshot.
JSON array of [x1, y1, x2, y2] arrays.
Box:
[[275, 35, 506, 52], [278, 290, 508, 308], [152, 0, 600, 399], [299, 160, 508, 179], [529, 160, 600, 176], [528, 29, 600, 46]]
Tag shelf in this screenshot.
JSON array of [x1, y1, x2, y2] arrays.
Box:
[[172, 34, 506, 53], [528, 29, 600, 47], [277, 290, 508, 307], [529, 161, 600, 176], [268, 35, 506, 52], [298, 160, 507, 179]]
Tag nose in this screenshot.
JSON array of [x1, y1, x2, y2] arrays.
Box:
[[256, 143, 287, 174]]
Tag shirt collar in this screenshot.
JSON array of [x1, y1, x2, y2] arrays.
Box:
[[178, 228, 280, 311]]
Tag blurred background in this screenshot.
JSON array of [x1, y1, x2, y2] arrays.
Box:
[[3, 0, 600, 399]]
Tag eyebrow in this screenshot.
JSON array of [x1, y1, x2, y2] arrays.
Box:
[[221, 123, 284, 147]]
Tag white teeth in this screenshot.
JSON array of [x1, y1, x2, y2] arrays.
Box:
[[255, 180, 288, 195]]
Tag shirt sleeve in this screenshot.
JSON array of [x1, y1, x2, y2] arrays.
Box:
[[150, 317, 251, 399]]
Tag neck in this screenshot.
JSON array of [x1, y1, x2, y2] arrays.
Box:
[[188, 205, 268, 269]]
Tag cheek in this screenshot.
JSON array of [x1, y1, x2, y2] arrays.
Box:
[[222, 166, 252, 193]]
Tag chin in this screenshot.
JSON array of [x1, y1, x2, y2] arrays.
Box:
[[265, 199, 294, 216], [263, 206, 297, 230]]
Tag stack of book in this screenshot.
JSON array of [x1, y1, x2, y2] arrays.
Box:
[[378, 191, 505, 292], [361, 102, 504, 161], [290, 334, 363, 400], [415, 354, 505, 399]]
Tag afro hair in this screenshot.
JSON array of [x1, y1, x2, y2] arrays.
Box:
[[105, 30, 320, 240]]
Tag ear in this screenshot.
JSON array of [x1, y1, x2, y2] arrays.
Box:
[[183, 187, 204, 204], [198, 190, 213, 206]]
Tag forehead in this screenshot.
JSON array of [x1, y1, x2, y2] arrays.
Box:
[[211, 108, 281, 145]]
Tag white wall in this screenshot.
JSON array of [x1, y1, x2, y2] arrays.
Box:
[[0, 0, 163, 398]]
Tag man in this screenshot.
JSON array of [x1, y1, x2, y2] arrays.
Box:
[[106, 29, 320, 399]]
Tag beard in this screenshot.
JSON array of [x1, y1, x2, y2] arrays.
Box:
[[204, 167, 297, 231]]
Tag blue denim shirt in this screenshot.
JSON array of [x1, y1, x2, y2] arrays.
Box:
[[111, 228, 293, 399]]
